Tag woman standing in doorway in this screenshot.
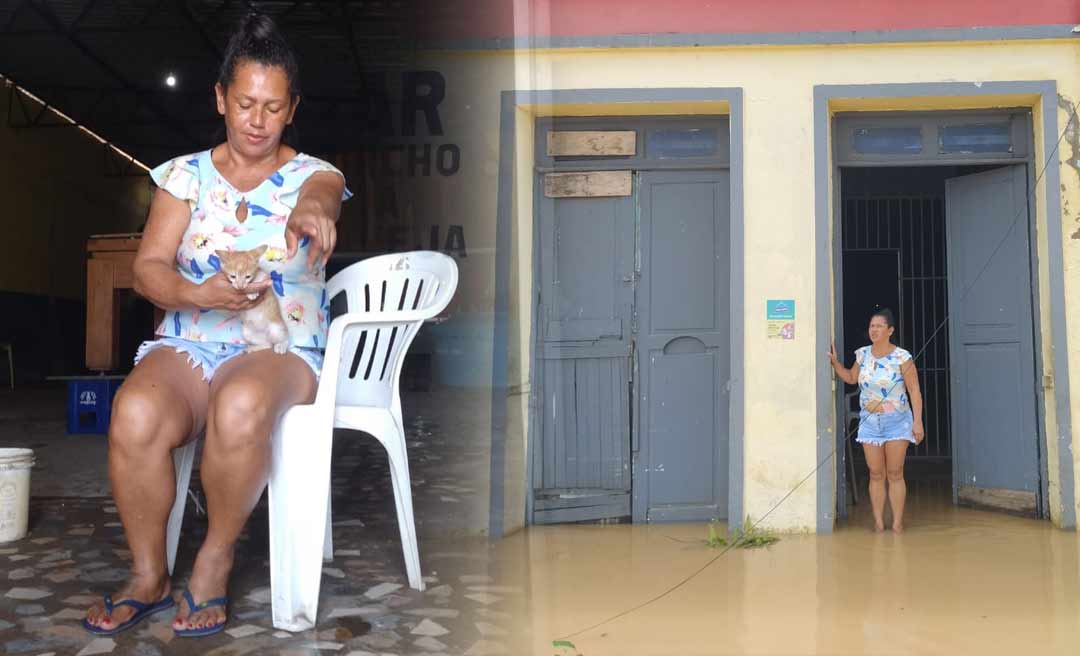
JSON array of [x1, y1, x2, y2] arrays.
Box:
[[828, 309, 925, 533], [83, 13, 349, 637]]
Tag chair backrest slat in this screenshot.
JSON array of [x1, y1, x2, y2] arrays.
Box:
[[397, 279, 410, 311], [380, 326, 399, 381], [363, 328, 381, 381], [347, 330, 368, 379], [412, 279, 424, 310]]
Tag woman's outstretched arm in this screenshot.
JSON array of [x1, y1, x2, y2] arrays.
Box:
[[829, 343, 860, 385]]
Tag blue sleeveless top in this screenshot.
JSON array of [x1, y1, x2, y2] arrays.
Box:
[[150, 149, 351, 348]]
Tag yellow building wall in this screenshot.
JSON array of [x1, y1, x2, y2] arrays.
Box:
[[421, 39, 1080, 532]]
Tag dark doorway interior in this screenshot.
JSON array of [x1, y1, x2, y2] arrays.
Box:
[[839, 165, 999, 500]]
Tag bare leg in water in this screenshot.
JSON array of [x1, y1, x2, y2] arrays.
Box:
[[885, 440, 911, 533], [862, 443, 887, 532]]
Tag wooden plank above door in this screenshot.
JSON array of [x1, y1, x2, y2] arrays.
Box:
[[544, 171, 632, 198], [547, 130, 636, 157]]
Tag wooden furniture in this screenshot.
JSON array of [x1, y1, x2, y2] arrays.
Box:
[[86, 233, 162, 371]]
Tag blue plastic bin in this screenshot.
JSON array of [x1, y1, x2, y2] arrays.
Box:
[[66, 378, 123, 435]]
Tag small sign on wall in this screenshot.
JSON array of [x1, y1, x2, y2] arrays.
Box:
[[767, 300, 795, 340]]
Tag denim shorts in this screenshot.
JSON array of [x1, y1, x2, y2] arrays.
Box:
[[856, 409, 916, 446], [134, 338, 324, 382]]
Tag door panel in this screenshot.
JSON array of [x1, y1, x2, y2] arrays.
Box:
[[534, 184, 635, 523], [635, 170, 731, 522], [543, 195, 628, 342], [647, 349, 719, 506], [540, 356, 630, 491], [962, 343, 1025, 491], [945, 165, 1040, 514]]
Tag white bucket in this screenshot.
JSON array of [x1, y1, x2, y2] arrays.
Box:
[[0, 448, 34, 543]]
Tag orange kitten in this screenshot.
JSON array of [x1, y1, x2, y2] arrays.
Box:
[[214, 245, 290, 354]]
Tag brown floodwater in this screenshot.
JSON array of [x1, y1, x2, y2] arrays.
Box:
[[500, 480, 1080, 655]]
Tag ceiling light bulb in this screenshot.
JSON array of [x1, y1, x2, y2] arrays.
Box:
[[165, 74, 176, 87]]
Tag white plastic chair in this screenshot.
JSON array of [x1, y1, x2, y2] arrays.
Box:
[[164, 251, 459, 632]]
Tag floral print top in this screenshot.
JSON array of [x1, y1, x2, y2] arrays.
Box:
[[150, 149, 351, 348], [855, 345, 913, 413]]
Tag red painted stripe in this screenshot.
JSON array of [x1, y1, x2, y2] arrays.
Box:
[[420, 0, 1080, 41]]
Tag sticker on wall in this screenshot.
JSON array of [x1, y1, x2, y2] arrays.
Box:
[[767, 300, 795, 340]]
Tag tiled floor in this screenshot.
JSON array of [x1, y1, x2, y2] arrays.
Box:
[[0, 383, 528, 656]]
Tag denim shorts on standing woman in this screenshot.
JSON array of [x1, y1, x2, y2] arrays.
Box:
[[856, 409, 915, 446]]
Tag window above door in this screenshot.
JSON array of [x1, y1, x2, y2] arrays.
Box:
[[835, 110, 1030, 166], [536, 116, 731, 170]]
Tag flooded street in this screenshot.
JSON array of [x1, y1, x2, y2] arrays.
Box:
[[510, 482, 1080, 655]]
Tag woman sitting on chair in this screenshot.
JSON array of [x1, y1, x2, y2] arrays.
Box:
[[84, 13, 349, 637], [828, 308, 925, 533]]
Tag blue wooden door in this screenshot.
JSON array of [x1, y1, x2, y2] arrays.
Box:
[[946, 165, 1040, 514], [634, 170, 731, 522], [533, 179, 636, 523]]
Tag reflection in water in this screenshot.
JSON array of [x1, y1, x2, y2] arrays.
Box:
[[505, 478, 1080, 655]]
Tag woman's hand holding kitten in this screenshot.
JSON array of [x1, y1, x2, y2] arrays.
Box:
[[213, 246, 291, 354], [191, 271, 271, 311]]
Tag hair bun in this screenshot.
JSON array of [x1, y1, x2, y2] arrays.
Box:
[[217, 12, 301, 99], [243, 13, 276, 41]]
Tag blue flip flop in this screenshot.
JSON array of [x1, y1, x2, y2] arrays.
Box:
[[82, 593, 175, 636], [174, 589, 230, 637]]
